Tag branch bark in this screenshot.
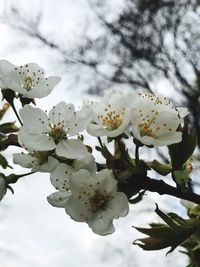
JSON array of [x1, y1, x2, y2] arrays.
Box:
[[140, 176, 200, 205]]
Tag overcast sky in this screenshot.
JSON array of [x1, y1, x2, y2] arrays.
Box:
[[0, 1, 189, 266]]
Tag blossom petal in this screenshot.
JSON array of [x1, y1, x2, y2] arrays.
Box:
[[69, 169, 93, 198], [56, 139, 88, 159], [0, 60, 15, 88], [50, 163, 73, 191], [19, 105, 50, 133], [73, 153, 97, 175], [18, 129, 56, 151], [13, 153, 39, 169], [49, 102, 75, 126], [47, 191, 71, 208], [67, 103, 93, 135], [88, 192, 129, 235], [25, 76, 61, 99], [65, 196, 92, 222], [48, 156, 59, 172]]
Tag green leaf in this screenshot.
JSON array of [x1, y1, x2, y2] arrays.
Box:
[[134, 225, 176, 239], [167, 212, 186, 225], [133, 204, 200, 254], [155, 204, 181, 231]]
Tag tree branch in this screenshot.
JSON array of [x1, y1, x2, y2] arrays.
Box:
[[140, 176, 200, 205]]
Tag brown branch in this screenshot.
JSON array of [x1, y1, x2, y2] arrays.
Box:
[[119, 172, 200, 205], [140, 176, 200, 205]]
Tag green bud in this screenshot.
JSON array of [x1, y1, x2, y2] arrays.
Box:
[[0, 122, 19, 134], [151, 160, 171, 176]]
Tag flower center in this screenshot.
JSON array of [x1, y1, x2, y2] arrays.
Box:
[[138, 122, 155, 137], [89, 192, 109, 212], [49, 123, 66, 143], [24, 76, 33, 91], [138, 115, 157, 138], [98, 105, 124, 131]]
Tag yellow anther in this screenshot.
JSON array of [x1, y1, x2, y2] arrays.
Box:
[[24, 76, 33, 91]]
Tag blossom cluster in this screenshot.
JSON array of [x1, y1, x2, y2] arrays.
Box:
[[0, 60, 189, 236]]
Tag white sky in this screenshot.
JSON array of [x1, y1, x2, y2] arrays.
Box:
[[0, 0, 189, 266]]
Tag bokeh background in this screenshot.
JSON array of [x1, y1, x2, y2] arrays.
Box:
[[0, 0, 200, 266]]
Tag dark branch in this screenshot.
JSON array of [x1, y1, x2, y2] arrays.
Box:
[[140, 176, 200, 205]]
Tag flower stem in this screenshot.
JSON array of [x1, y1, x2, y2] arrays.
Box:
[[97, 137, 103, 148], [135, 144, 140, 167], [10, 102, 23, 126]]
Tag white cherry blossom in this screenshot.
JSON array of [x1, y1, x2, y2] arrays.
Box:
[[129, 92, 188, 146], [0, 60, 61, 99], [65, 169, 129, 235], [47, 154, 97, 208], [18, 102, 92, 159], [87, 90, 131, 137]]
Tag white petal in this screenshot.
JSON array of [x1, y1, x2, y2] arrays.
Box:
[[18, 129, 56, 151], [69, 169, 93, 198], [88, 193, 129, 235], [25, 76, 61, 98], [73, 153, 97, 175], [47, 156, 59, 172], [176, 107, 189, 118], [153, 110, 180, 134], [1, 67, 25, 93], [19, 105, 50, 133], [0, 60, 16, 88], [13, 153, 56, 172], [23, 63, 45, 75], [65, 196, 92, 222], [87, 119, 129, 137], [13, 153, 39, 169], [50, 163, 73, 191], [107, 192, 129, 219], [49, 102, 75, 126], [47, 191, 71, 208], [95, 169, 117, 194], [68, 104, 93, 135], [88, 216, 115, 236], [155, 132, 182, 146], [56, 139, 88, 159]]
